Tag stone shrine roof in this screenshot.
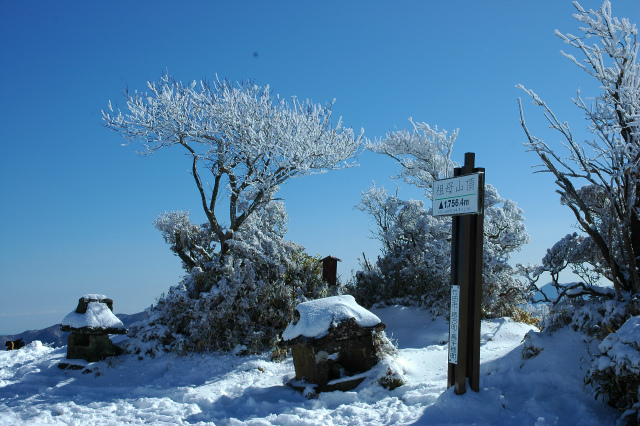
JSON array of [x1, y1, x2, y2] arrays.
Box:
[[282, 295, 382, 342], [61, 301, 125, 333]]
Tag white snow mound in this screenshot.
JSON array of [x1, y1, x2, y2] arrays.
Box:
[[61, 302, 125, 330], [282, 295, 381, 341]]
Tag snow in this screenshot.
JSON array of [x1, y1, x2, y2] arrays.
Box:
[[598, 315, 640, 374], [0, 305, 619, 425], [81, 294, 109, 300], [61, 302, 125, 330], [282, 295, 382, 341]]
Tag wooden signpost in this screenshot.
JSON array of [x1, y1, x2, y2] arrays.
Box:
[[433, 152, 484, 395]]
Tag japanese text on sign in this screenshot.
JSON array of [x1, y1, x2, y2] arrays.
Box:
[[433, 173, 483, 216], [449, 285, 461, 364]]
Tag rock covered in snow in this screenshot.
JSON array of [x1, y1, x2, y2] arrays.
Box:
[[282, 295, 382, 341]]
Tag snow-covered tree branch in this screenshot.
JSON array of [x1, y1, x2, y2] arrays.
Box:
[[103, 74, 363, 262], [366, 118, 457, 197], [517, 1, 640, 299]]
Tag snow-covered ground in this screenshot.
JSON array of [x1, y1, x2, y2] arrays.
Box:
[[0, 306, 619, 425]]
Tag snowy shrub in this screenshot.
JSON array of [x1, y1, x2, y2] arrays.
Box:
[[520, 233, 619, 308], [541, 296, 636, 339], [371, 330, 405, 390], [512, 307, 542, 328], [373, 330, 398, 359], [377, 363, 406, 391], [521, 329, 544, 360], [585, 316, 640, 424], [351, 183, 530, 318], [349, 194, 450, 311], [124, 202, 334, 356]]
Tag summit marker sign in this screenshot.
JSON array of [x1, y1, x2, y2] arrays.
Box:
[[432, 172, 483, 217]]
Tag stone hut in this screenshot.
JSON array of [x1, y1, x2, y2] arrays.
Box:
[[60, 294, 126, 362], [280, 295, 386, 393]]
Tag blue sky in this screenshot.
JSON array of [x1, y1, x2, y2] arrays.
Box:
[[1, 0, 638, 335]]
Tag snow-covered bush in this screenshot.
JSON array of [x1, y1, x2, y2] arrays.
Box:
[[124, 202, 334, 356], [521, 329, 545, 360], [540, 297, 634, 339], [520, 233, 616, 307], [585, 315, 640, 424], [351, 182, 530, 317], [519, 232, 637, 338], [512, 306, 542, 328], [373, 328, 404, 390], [350, 186, 450, 311], [377, 361, 406, 391]]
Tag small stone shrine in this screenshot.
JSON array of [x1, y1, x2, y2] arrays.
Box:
[[60, 294, 126, 362], [280, 295, 386, 394]]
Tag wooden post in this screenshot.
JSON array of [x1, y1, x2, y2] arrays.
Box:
[[446, 152, 484, 395], [468, 165, 484, 392], [447, 167, 460, 390]]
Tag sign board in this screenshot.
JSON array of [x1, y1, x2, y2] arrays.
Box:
[[448, 285, 460, 364], [432, 172, 483, 216]]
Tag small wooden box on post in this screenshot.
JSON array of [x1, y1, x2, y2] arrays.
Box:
[[432, 152, 484, 395], [321, 255, 341, 287]]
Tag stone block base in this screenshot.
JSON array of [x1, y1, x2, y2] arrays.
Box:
[[67, 333, 118, 362]]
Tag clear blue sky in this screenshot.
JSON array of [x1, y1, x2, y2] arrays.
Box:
[[1, 0, 638, 334]]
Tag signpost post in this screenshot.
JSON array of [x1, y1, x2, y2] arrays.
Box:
[[433, 152, 484, 395]]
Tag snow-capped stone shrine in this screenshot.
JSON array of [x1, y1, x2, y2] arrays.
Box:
[[60, 294, 126, 362], [281, 295, 386, 394]]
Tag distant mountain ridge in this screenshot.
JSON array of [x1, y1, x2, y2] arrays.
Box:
[[1, 312, 146, 348]]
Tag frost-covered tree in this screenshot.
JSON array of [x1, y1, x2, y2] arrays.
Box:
[[103, 74, 362, 269], [518, 1, 639, 302], [103, 75, 362, 353], [354, 185, 451, 309], [352, 120, 530, 317], [354, 183, 529, 317]]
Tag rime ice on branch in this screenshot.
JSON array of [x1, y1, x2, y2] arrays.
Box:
[[518, 0, 640, 299], [103, 74, 363, 266]]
